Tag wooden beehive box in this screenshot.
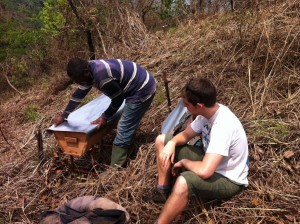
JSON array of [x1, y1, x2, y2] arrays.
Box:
[[52, 124, 117, 157], [48, 95, 124, 157]]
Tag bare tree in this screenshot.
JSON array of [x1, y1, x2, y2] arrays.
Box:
[[66, 0, 95, 60], [141, 0, 155, 22], [230, 0, 234, 11], [190, 0, 203, 14], [191, 0, 235, 14], [130, 0, 155, 22]]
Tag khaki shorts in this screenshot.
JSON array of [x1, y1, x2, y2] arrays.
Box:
[[164, 133, 244, 200]]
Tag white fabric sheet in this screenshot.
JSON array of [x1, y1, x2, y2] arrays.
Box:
[[161, 99, 187, 134], [48, 95, 124, 134]]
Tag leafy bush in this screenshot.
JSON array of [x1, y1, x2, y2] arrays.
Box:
[[154, 85, 165, 106], [79, 95, 94, 107], [37, 0, 66, 36], [21, 104, 40, 122]]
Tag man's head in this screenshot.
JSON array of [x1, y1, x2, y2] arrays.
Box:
[[67, 57, 92, 85], [182, 77, 217, 108]]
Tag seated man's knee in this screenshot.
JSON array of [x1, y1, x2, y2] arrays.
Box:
[[172, 176, 189, 195], [155, 134, 166, 151]]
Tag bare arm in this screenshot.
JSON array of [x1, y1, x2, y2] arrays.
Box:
[[172, 153, 223, 179], [52, 84, 92, 126]]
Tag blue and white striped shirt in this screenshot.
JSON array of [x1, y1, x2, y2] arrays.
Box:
[[62, 59, 156, 119]]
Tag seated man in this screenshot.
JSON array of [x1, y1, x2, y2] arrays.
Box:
[[153, 77, 249, 224]]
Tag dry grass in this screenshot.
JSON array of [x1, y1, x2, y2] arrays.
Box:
[[0, 1, 299, 223]]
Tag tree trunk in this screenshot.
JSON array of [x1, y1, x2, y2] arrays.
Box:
[[67, 0, 95, 60], [230, 0, 235, 12]]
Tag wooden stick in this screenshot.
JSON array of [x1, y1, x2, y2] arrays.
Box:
[[36, 129, 43, 160], [162, 72, 171, 112]]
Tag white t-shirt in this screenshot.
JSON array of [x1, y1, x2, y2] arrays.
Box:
[[190, 104, 249, 186]]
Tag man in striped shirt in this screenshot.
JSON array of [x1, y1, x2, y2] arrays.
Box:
[[52, 58, 156, 167]]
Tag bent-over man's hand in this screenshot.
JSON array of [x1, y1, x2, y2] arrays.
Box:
[[52, 115, 65, 127], [91, 116, 107, 129]]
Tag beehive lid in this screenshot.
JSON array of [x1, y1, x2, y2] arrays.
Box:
[[48, 94, 124, 135], [161, 99, 187, 134]]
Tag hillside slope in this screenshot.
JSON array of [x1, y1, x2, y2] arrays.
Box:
[[0, 2, 299, 223]]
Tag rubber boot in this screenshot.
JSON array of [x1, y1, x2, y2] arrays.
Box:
[[110, 145, 128, 167]]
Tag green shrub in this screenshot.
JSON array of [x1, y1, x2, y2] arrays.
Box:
[[252, 119, 289, 143], [22, 104, 40, 122], [79, 95, 94, 107], [155, 86, 165, 106]]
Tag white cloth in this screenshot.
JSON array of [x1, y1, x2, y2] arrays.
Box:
[[161, 99, 187, 134], [191, 104, 249, 186], [48, 94, 124, 133]]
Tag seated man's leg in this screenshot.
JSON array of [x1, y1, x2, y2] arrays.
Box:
[[174, 144, 205, 162], [172, 144, 242, 200], [156, 134, 204, 186], [156, 165, 243, 223], [155, 133, 173, 186], [180, 171, 244, 200], [152, 140, 204, 204], [157, 176, 189, 224]]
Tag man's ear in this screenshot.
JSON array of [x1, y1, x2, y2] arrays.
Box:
[[196, 103, 204, 109], [82, 69, 93, 83], [84, 69, 90, 78]]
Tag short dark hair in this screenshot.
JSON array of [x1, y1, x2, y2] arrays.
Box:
[[66, 57, 89, 83], [183, 78, 217, 107]]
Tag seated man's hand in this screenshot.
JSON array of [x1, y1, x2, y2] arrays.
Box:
[[159, 141, 176, 167], [91, 116, 107, 129], [172, 160, 185, 176], [52, 115, 65, 126]]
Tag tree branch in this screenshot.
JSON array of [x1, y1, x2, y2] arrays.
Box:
[[1, 61, 22, 95]]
